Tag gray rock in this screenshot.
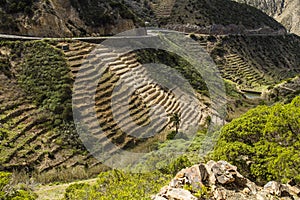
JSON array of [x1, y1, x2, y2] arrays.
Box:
[[165, 188, 197, 200], [152, 195, 168, 200], [211, 160, 237, 184], [264, 181, 282, 196]]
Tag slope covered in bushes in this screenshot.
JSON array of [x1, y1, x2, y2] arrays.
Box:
[[163, 0, 284, 30]]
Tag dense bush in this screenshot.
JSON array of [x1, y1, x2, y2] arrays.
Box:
[[212, 96, 300, 184], [10, 41, 73, 121], [0, 172, 36, 200]]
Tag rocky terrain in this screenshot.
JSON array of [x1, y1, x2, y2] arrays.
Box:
[[153, 160, 300, 200], [233, 0, 300, 35]]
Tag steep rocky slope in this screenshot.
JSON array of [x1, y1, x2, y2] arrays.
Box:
[[234, 0, 300, 35]]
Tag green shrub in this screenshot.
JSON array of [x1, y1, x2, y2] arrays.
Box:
[[64, 183, 92, 200], [166, 131, 177, 140], [0, 172, 11, 198], [166, 155, 191, 175], [212, 96, 300, 184]]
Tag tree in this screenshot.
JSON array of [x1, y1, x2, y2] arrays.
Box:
[[170, 113, 181, 134]]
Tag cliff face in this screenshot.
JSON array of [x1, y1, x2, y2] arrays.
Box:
[[0, 0, 137, 37], [276, 0, 300, 35], [234, 0, 300, 35]]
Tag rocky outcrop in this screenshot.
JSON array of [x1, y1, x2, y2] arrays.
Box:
[[153, 160, 300, 200]]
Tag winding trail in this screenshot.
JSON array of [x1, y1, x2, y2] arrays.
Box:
[[34, 178, 97, 200]]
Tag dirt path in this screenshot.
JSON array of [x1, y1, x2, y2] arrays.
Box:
[[34, 178, 97, 200]]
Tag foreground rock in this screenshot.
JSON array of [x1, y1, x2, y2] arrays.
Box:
[[153, 160, 300, 200]]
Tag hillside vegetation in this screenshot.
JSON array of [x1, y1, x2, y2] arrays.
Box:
[[58, 96, 300, 199], [0, 171, 37, 200], [1, 30, 299, 177], [161, 0, 284, 30]]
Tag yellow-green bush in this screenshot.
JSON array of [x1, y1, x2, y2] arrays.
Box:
[[212, 96, 300, 184]]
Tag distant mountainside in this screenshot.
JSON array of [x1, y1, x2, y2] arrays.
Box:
[[233, 0, 300, 35], [0, 0, 285, 37], [161, 0, 285, 31]]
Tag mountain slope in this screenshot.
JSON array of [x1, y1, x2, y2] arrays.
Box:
[[0, 0, 286, 37], [233, 0, 300, 35], [0, 37, 214, 181], [1, 31, 299, 178], [158, 0, 285, 32]]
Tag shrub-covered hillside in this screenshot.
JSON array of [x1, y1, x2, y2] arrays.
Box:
[[212, 96, 300, 184], [162, 0, 284, 31]]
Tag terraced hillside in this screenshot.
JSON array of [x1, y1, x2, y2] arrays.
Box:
[[1, 30, 299, 182], [61, 40, 215, 159], [220, 53, 268, 88], [196, 34, 300, 92], [151, 0, 176, 18]]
